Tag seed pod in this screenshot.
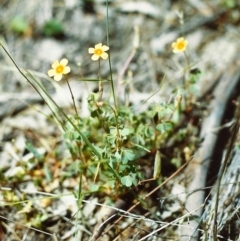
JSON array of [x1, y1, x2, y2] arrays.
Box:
[[153, 150, 161, 179]]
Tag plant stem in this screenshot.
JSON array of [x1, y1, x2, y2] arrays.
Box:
[[107, 104, 121, 148], [64, 75, 79, 118], [183, 51, 191, 104], [97, 59, 103, 102], [105, 0, 118, 111]]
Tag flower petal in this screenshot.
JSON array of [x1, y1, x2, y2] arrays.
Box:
[[101, 52, 108, 60], [95, 43, 102, 49], [102, 45, 109, 51], [91, 54, 99, 61], [48, 69, 56, 77], [54, 74, 62, 81], [177, 37, 184, 42], [60, 58, 68, 66], [88, 48, 95, 54], [63, 66, 71, 74], [52, 60, 59, 68]]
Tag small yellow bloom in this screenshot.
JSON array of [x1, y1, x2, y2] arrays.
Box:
[[47, 58, 71, 81], [88, 43, 109, 61], [172, 37, 188, 53]]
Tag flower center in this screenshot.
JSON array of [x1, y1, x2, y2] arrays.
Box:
[[56, 65, 64, 74], [177, 42, 184, 49], [95, 49, 103, 56]]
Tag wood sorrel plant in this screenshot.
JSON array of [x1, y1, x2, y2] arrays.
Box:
[[0, 30, 199, 197]]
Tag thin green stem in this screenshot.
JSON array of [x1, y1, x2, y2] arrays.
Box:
[[183, 51, 191, 104], [184, 51, 190, 70], [105, 0, 118, 111], [97, 59, 103, 102], [64, 75, 79, 118], [107, 104, 121, 148], [27, 71, 65, 129], [77, 170, 83, 207]]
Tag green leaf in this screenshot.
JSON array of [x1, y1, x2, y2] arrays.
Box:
[[43, 19, 64, 37], [156, 122, 173, 134], [106, 180, 115, 189], [114, 151, 122, 161], [89, 183, 99, 192], [189, 68, 202, 84], [121, 175, 133, 187], [109, 156, 116, 168], [107, 134, 116, 145], [93, 145, 105, 157], [120, 126, 134, 138], [122, 149, 135, 164], [9, 16, 29, 34], [151, 103, 174, 119], [66, 160, 80, 174], [119, 164, 128, 172], [90, 108, 103, 118], [64, 130, 80, 141], [25, 142, 43, 160], [143, 125, 154, 138], [129, 172, 138, 186], [43, 164, 52, 182], [171, 158, 181, 168], [109, 126, 118, 135]]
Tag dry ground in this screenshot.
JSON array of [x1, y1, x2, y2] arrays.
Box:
[[0, 0, 240, 241]]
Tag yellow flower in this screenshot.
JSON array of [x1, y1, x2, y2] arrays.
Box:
[[47, 58, 71, 81], [172, 37, 188, 53], [88, 43, 109, 61]]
